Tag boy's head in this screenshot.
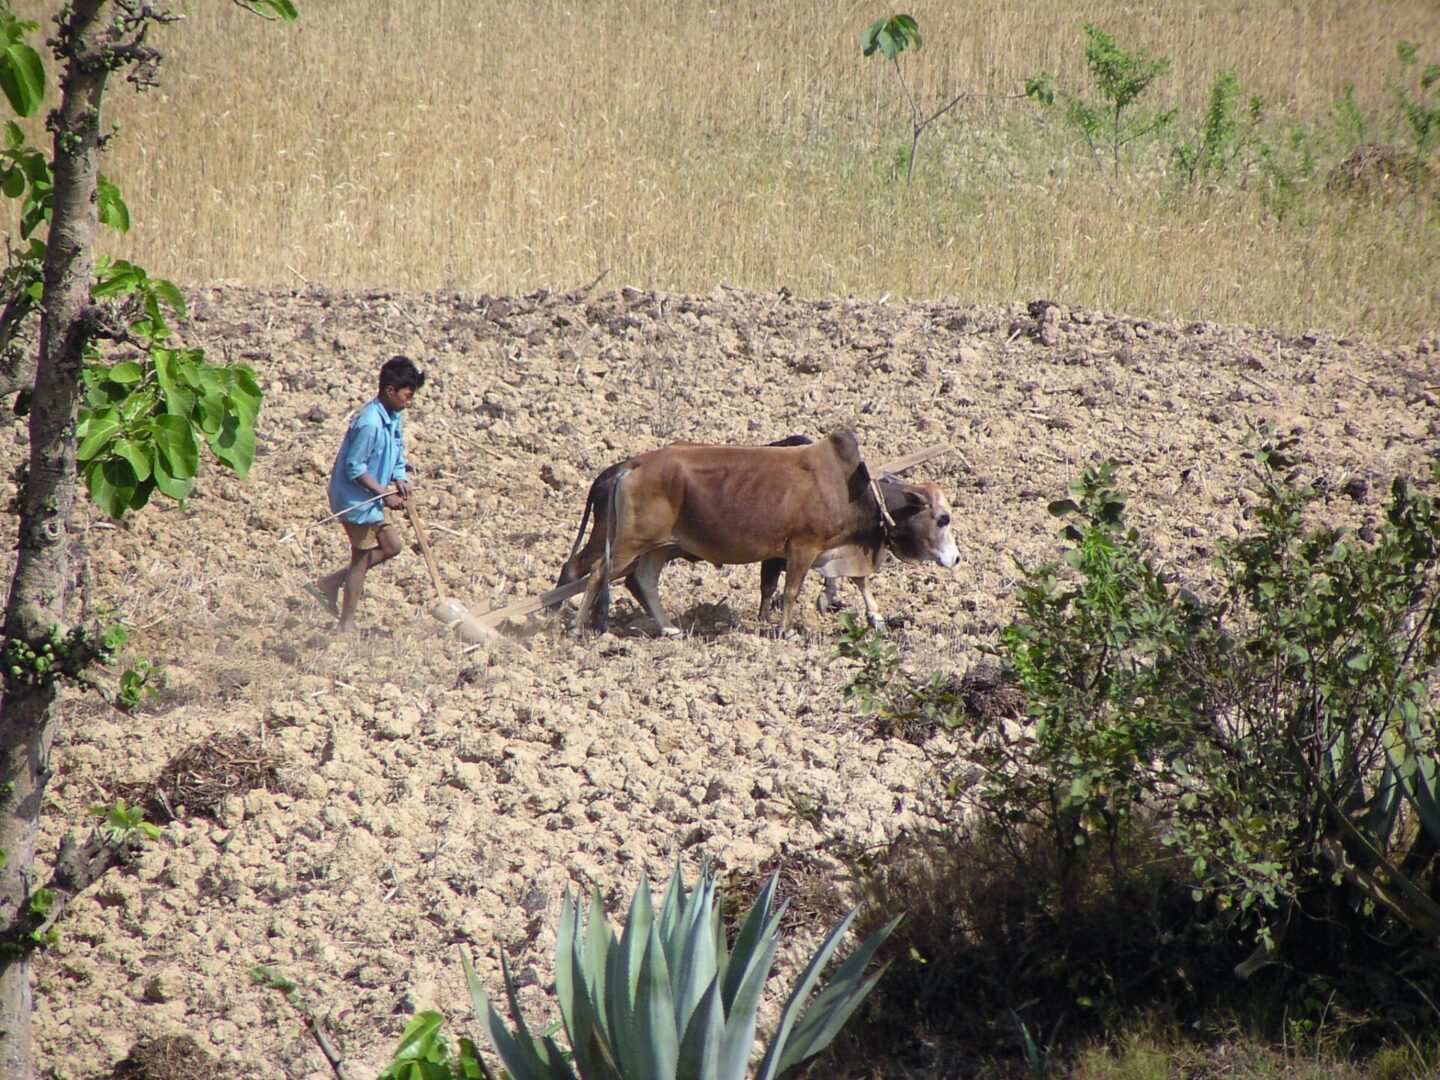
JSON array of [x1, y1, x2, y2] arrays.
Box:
[[379, 354, 426, 393], [378, 355, 425, 412]]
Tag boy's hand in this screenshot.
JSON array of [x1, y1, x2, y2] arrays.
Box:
[[383, 491, 406, 510], [395, 480, 414, 501]]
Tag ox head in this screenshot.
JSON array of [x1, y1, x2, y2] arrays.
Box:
[[878, 480, 959, 568]]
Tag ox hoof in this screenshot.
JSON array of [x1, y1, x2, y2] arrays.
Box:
[[659, 625, 683, 638]]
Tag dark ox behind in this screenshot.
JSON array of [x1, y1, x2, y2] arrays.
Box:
[[572, 430, 959, 636]]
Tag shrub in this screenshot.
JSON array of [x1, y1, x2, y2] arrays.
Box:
[[1025, 24, 1176, 179], [840, 434, 1440, 1065]]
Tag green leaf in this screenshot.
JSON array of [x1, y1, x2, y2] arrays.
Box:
[[389, 1011, 447, 1064], [3, 119, 22, 148], [154, 349, 197, 417], [148, 413, 200, 480], [0, 42, 45, 117], [76, 407, 121, 461], [91, 261, 141, 299], [96, 175, 129, 233], [239, 0, 299, 21], [0, 164, 22, 198], [226, 365, 264, 426], [85, 457, 138, 519], [112, 438, 153, 482], [149, 277, 187, 318], [861, 19, 885, 57], [106, 360, 145, 385], [152, 453, 194, 501], [209, 411, 257, 480]]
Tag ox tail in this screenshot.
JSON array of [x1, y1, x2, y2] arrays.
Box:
[[557, 462, 619, 593], [588, 464, 630, 633], [566, 465, 614, 564]]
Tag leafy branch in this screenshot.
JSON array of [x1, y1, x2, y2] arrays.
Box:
[[862, 14, 974, 181]]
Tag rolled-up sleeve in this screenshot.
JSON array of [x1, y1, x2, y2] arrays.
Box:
[[343, 422, 379, 482]]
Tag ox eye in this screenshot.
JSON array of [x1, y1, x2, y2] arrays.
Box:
[[937, 513, 951, 528]]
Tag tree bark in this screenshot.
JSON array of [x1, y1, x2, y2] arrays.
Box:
[[0, 3, 111, 1076]]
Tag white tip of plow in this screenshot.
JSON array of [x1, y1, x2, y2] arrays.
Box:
[[432, 599, 499, 644]]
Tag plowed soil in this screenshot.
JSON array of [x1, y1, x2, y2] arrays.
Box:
[[4, 284, 1436, 1078]]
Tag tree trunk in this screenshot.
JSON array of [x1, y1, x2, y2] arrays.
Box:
[[0, 3, 111, 1075]]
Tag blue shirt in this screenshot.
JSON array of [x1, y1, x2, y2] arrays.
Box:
[[327, 398, 408, 524]]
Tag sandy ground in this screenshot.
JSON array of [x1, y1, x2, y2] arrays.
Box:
[[2, 284, 1436, 1078]]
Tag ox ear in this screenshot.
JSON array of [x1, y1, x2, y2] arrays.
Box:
[[884, 485, 928, 522]]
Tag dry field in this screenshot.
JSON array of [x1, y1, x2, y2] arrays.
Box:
[[10, 0, 1440, 338], [2, 2, 1440, 1078], [1, 281, 1435, 1077]]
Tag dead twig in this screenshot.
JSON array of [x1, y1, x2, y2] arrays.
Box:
[[1236, 369, 1277, 399], [307, 1013, 352, 1080]]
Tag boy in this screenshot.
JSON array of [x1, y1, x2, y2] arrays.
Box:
[[310, 355, 426, 633]]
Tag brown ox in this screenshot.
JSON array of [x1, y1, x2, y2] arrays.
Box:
[[556, 436, 853, 619], [572, 430, 958, 636]]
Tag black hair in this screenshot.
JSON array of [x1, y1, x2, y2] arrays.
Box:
[[379, 354, 427, 392]]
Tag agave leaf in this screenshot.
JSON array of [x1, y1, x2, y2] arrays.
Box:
[[500, 951, 568, 1076], [754, 908, 860, 1080], [584, 891, 614, 1035], [775, 965, 890, 1077], [556, 895, 621, 1080], [659, 861, 689, 951], [634, 920, 679, 1080], [720, 873, 781, 1011], [606, 876, 659, 1078], [716, 930, 780, 1080], [1407, 752, 1440, 845], [621, 876, 657, 1002], [772, 915, 901, 1075], [1357, 758, 1402, 845], [672, 874, 720, 1036], [463, 949, 574, 1080], [676, 977, 724, 1080]]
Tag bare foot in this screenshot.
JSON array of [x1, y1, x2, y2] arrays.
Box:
[[305, 582, 340, 618]]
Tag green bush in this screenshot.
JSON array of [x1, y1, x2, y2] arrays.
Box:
[[840, 435, 1440, 1065], [383, 865, 897, 1080], [1025, 24, 1176, 178]]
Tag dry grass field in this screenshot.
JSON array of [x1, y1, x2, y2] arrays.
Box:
[[11, 0, 1440, 339]]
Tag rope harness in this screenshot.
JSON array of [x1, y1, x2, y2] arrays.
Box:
[[865, 465, 898, 540]]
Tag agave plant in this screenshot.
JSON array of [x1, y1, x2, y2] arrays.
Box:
[[464, 865, 898, 1080]]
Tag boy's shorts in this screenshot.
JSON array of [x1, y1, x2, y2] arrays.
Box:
[[341, 507, 397, 551]]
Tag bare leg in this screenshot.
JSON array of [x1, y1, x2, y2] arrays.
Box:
[[334, 525, 402, 633], [758, 557, 784, 621], [852, 576, 883, 629], [779, 549, 819, 635], [574, 560, 610, 635], [629, 548, 678, 636]]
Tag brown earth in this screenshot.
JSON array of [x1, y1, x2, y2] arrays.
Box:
[[3, 284, 1437, 1078]]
